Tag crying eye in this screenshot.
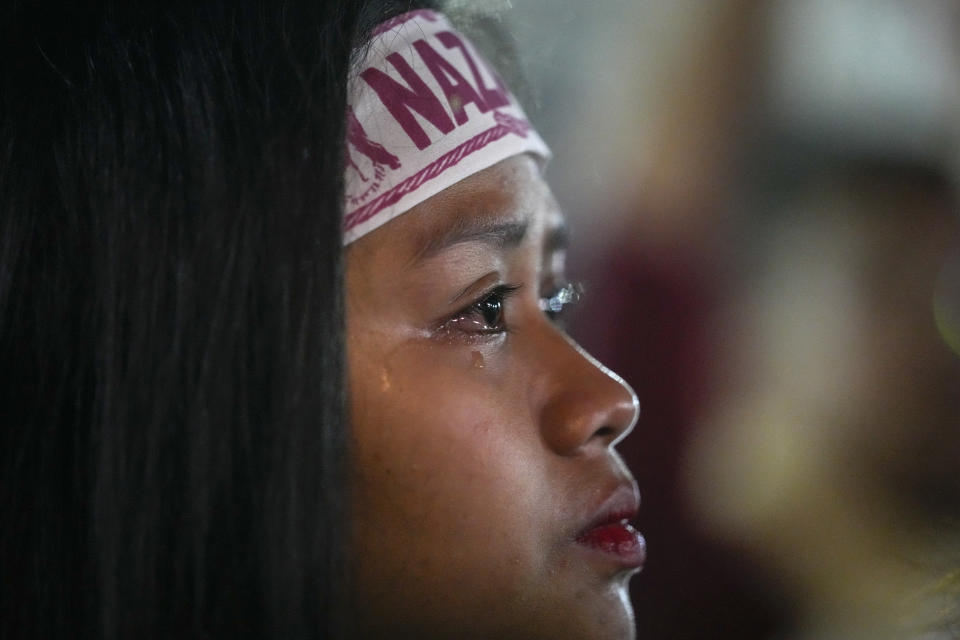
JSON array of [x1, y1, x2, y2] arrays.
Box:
[[440, 284, 521, 336], [475, 293, 505, 329]]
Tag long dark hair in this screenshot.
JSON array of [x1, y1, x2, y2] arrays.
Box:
[[1, 1, 432, 637]]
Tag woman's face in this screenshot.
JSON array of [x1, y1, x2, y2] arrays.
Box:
[[346, 155, 642, 640]]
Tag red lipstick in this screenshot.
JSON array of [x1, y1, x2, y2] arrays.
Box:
[[576, 520, 646, 563], [575, 486, 646, 569]]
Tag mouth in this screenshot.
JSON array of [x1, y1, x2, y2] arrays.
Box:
[[574, 485, 646, 570]]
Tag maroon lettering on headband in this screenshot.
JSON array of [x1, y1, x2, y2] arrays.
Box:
[[413, 38, 487, 126], [361, 52, 455, 151], [436, 31, 509, 111]]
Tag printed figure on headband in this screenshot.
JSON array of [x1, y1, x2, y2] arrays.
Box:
[[347, 105, 402, 175], [1, 2, 644, 639]]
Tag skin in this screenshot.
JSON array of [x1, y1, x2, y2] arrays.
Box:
[[346, 155, 641, 640]]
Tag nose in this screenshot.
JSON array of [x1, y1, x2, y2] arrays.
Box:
[[536, 328, 640, 456]]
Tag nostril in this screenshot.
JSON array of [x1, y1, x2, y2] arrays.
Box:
[[594, 426, 616, 439]]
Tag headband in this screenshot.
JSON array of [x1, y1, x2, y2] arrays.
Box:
[[343, 10, 551, 244]]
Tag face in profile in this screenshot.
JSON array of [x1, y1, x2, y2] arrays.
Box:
[[346, 154, 643, 640]]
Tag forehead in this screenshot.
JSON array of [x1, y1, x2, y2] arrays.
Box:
[[348, 155, 562, 264]]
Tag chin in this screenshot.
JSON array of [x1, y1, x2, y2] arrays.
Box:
[[353, 579, 637, 640], [572, 579, 637, 640], [514, 577, 636, 640]]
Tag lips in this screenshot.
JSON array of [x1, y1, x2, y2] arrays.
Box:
[[575, 485, 646, 569]]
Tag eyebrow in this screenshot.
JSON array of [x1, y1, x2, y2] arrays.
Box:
[[545, 222, 569, 255], [413, 216, 530, 261]]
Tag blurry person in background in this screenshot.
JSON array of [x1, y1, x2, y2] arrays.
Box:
[[685, 1, 960, 638], [690, 160, 960, 639]]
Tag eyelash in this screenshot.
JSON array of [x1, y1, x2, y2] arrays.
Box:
[[539, 282, 583, 321], [439, 284, 521, 338], [437, 281, 584, 339]]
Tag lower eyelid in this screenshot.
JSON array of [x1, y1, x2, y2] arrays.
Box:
[[448, 315, 500, 333], [432, 322, 507, 346]]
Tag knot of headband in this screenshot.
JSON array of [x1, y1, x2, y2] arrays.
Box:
[[343, 9, 551, 244]]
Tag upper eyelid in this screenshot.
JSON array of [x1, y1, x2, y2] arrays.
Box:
[[448, 271, 505, 305]]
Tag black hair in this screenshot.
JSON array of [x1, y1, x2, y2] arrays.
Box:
[[1, 1, 434, 638]]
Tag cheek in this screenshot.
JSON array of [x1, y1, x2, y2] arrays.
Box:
[[347, 344, 558, 611], [351, 345, 541, 532]]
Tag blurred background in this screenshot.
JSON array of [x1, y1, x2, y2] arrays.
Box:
[[495, 0, 960, 638]]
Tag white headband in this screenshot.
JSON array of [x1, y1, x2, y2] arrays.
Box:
[[343, 9, 551, 244]]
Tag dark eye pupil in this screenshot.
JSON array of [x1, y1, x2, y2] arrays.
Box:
[[479, 297, 502, 327]]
